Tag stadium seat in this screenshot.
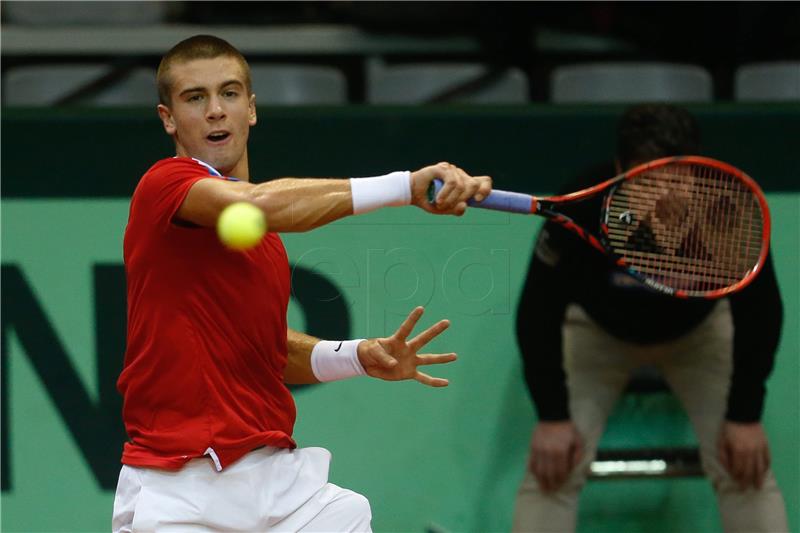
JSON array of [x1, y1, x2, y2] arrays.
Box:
[[3, 65, 157, 106], [249, 65, 347, 105], [735, 62, 800, 101], [551, 63, 713, 103], [368, 63, 529, 104], [3, 0, 168, 25]]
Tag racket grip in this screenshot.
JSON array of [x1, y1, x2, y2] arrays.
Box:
[[427, 178, 533, 214]]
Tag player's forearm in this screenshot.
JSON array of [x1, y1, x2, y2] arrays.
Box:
[[248, 171, 412, 233], [284, 328, 321, 384], [249, 178, 354, 233], [284, 329, 368, 384]]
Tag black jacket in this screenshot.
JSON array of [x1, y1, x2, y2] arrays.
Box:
[[516, 163, 783, 422]]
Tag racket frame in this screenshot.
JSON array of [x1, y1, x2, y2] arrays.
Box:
[[538, 156, 771, 298], [430, 155, 771, 299]]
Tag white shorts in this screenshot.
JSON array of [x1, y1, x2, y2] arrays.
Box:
[[112, 446, 372, 532]]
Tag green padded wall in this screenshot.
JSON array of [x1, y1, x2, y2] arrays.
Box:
[[2, 106, 798, 532]]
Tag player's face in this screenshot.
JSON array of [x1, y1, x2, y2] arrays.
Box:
[[157, 57, 257, 178]]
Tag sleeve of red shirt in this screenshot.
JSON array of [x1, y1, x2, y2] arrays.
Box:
[[133, 158, 215, 228]]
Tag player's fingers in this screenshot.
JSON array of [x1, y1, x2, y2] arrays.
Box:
[[411, 164, 446, 210], [408, 319, 450, 351], [393, 306, 424, 341], [431, 163, 454, 201], [437, 187, 462, 211], [473, 175, 493, 202], [414, 370, 449, 387], [436, 168, 465, 210], [416, 352, 457, 366], [435, 178, 455, 209], [455, 167, 480, 201], [436, 185, 459, 211]]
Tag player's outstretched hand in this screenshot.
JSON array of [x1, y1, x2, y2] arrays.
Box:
[[357, 306, 456, 387], [411, 162, 492, 216]]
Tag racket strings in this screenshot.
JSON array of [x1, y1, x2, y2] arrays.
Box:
[[631, 170, 758, 286], [606, 163, 764, 294]]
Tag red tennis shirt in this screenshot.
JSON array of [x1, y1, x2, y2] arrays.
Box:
[[118, 157, 296, 471]]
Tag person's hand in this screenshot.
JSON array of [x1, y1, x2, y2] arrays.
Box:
[[410, 162, 492, 216], [528, 420, 584, 492], [356, 306, 457, 387], [718, 421, 771, 489]]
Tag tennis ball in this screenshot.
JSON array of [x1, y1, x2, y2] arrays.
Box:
[[217, 202, 267, 250]]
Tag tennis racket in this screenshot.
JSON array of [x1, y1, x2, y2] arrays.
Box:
[[429, 156, 770, 299]]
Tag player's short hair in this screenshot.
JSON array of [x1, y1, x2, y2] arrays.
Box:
[[616, 104, 701, 170], [157, 35, 252, 105]]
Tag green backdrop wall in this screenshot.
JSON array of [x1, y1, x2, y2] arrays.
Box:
[[2, 106, 798, 532]]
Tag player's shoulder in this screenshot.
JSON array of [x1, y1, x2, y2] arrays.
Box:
[[135, 157, 231, 195], [142, 157, 219, 180], [131, 158, 218, 207]]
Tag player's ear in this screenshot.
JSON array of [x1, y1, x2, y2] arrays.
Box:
[[157, 104, 177, 135], [248, 94, 257, 126]]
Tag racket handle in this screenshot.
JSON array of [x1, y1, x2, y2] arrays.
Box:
[[427, 178, 534, 214]]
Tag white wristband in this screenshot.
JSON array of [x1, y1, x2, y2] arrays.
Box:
[[350, 171, 412, 214], [310, 339, 367, 382]]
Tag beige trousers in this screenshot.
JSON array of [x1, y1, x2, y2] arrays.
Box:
[[513, 301, 788, 533]]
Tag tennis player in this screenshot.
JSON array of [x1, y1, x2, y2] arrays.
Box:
[[513, 104, 788, 532], [112, 35, 491, 532]]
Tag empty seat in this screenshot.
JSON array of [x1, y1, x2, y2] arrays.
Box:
[[3, 1, 168, 25], [368, 63, 529, 104], [551, 63, 713, 103], [3, 65, 157, 106], [249, 65, 347, 105], [3, 65, 157, 107], [735, 62, 800, 101]]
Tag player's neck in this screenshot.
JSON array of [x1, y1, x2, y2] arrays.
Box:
[[228, 152, 250, 182]]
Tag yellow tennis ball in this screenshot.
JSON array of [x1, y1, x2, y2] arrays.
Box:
[[217, 202, 267, 250]]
